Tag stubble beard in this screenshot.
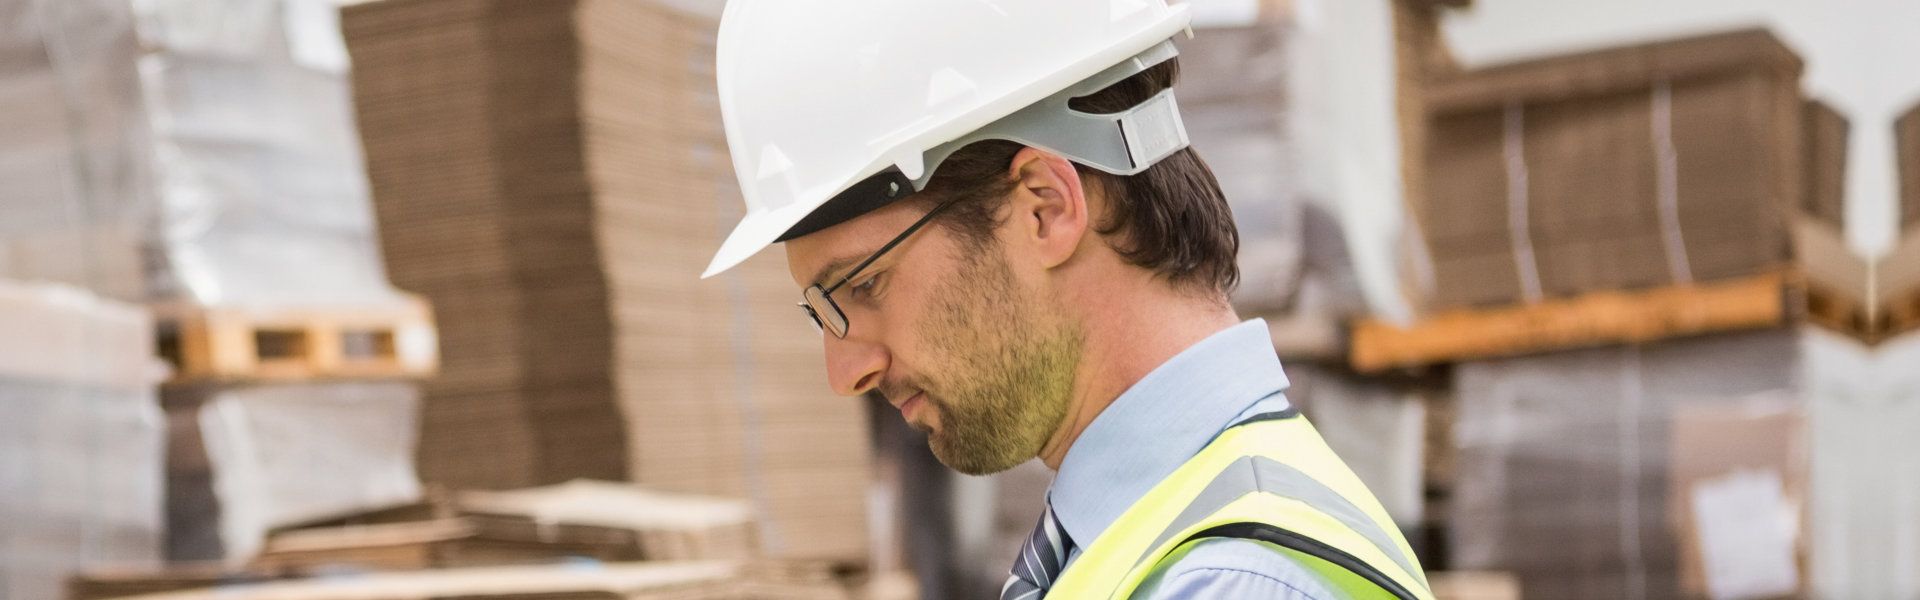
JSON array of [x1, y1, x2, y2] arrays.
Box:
[[910, 247, 1082, 476]]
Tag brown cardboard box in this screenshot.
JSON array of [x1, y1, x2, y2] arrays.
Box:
[[1415, 29, 1803, 310], [1668, 401, 1808, 600], [342, 0, 871, 562]]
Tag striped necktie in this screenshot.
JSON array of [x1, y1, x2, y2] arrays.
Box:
[[1001, 504, 1074, 600]]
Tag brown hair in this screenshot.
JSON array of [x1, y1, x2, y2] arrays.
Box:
[[914, 59, 1240, 296]]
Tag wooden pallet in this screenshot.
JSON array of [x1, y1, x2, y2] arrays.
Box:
[[1351, 272, 1792, 372], [1878, 227, 1920, 341], [154, 295, 439, 382], [1886, 290, 1920, 341], [1802, 278, 1882, 343], [1793, 216, 1881, 343]]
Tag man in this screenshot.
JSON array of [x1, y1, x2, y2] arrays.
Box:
[[702, 1, 1433, 598]]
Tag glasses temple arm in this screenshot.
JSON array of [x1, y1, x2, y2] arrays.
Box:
[[823, 195, 962, 294]]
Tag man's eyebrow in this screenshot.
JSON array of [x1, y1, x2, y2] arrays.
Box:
[[809, 252, 871, 290]]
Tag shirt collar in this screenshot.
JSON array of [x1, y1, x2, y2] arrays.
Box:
[[1047, 318, 1291, 549]]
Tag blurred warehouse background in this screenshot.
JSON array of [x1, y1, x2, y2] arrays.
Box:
[[1, 0, 1918, 599]]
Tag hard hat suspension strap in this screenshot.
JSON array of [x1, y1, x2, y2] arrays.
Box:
[[774, 40, 1191, 243]]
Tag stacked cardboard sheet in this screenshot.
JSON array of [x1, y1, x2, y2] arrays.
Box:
[[1803, 101, 1849, 230], [94, 561, 850, 600], [1449, 330, 1807, 600], [343, 0, 871, 561], [1415, 29, 1803, 310], [249, 479, 756, 573]]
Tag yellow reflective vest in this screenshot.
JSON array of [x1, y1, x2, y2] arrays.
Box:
[[1046, 408, 1435, 600]]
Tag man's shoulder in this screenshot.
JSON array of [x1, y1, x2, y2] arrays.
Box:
[[1130, 537, 1346, 600]]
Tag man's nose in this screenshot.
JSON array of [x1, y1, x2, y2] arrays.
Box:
[[823, 332, 887, 396]]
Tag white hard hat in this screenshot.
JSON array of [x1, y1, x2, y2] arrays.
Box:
[[702, 0, 1196, 278]]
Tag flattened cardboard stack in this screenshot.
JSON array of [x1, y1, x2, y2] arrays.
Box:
[[1802, 101, 1849, 230], [1415, 29, 1803, 310], [343, 0, 871, 561], [90, 561, 850, 600], [1450, 330, 1808, 600], [251, 480, 756, 573]]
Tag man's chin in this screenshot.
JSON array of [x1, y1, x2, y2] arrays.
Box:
[[927, 434, 1027, 476]]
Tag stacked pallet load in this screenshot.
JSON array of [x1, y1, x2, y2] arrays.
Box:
[[0, 281, 165, 600], [136, 0, 437, 563], [342, 0, 872, 562], [1448, 330, 1812, 600], [1361, 21, 1920, 600], [1356, 29, 1824, 371], [0, 0, 440, 564]]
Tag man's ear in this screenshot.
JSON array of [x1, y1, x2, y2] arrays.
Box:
[[1006, 147, 1089, 271]]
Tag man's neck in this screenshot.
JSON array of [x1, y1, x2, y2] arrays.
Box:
[[1036, 285, 1240, 470]]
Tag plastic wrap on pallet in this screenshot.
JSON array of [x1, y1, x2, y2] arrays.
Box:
[[0, 0, 158, 302], [133, 0, 398, 307], [1450, 330, 1804, 600], [0, 0, 404, 308], [167, 381, 423, 562], [1803, 330, 1920, 600], [0, 281, 164, 600]]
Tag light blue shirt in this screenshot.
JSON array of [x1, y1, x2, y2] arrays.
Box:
[[1050, 319, 1342, 599]]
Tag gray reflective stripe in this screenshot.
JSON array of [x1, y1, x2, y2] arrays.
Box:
[[1133, 455, 1423, 588]]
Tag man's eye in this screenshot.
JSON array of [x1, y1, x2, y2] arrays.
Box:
[[849, 274, 882, 298]]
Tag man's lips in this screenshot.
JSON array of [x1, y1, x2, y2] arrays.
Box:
[[895, 392, 924, 419]]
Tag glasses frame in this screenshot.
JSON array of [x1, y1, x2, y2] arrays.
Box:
[[800, 196, 960, 338]]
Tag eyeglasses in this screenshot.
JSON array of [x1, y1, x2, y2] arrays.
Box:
[[800, 196, 960, 338]]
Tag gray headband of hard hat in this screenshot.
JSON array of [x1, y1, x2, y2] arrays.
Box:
[[775, 40, 1190, 242]]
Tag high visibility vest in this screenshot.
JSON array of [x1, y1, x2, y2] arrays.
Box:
[[1046, 408, 1436, 600]]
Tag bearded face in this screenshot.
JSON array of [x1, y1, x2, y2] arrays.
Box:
[[884, 244, 1083, 475]]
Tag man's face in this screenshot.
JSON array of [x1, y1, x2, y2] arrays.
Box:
[[787, 200, 1082, 475]]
